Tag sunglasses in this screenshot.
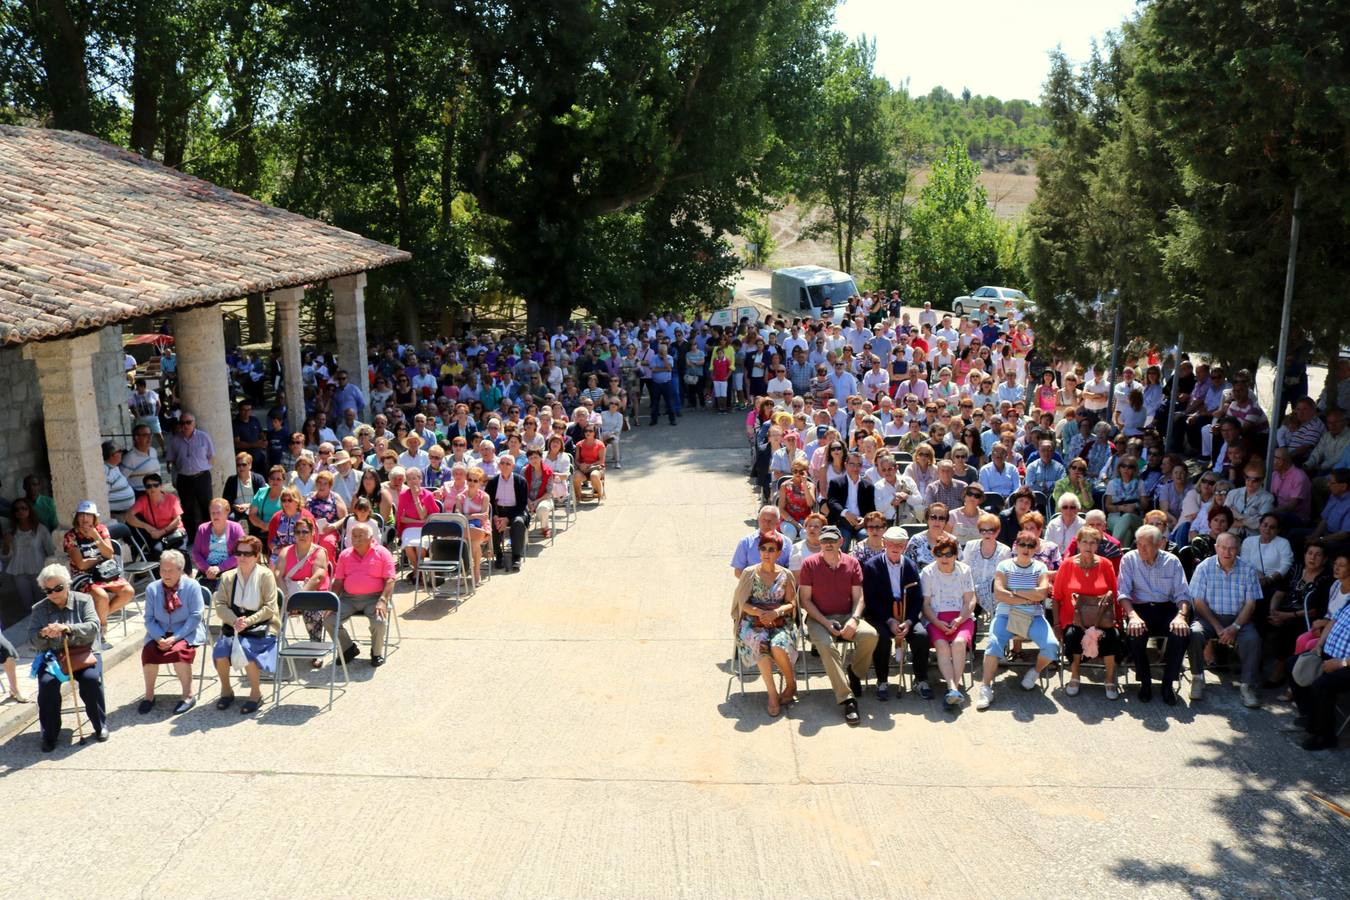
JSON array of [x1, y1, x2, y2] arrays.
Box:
[[237, 550, 257, 557], [936, 551, 957, 558], [928, 514, 949, 521], [1016, 541, 1038, 549], [43, 584, 67, 595], [145, 482, 162, 490], [978, 527, 998, 535]]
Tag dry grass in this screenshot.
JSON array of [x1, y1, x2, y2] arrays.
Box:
[[734, 159, 1039, 271]]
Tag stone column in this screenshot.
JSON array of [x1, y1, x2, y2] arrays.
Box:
[[271, 286, 306, 435], [173, 305, 235, 493], [330, 272, 369, 417], [24, 333, 108, 523]]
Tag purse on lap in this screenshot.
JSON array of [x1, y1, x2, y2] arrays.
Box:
[[1006, 605, 1037, 639], [1073, 593, 1116, 630]]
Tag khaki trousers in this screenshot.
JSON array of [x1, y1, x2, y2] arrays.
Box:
[[806, 614, 878, 703]]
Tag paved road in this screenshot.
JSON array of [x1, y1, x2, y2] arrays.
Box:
[[2, 410, 1347, 899]]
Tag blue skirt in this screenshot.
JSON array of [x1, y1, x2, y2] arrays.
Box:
[[212, 634, 278, 673]]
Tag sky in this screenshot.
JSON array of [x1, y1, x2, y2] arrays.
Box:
[[832, 0, 1142, 102]]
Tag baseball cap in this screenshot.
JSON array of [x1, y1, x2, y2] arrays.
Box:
[[819, 525, 842, 542]]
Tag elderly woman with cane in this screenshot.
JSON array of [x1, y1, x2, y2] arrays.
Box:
[[29, 564, 108, 751], [211, 535, 278, 714], [138, 549, 207, 716]]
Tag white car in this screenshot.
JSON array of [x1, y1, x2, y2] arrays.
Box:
[[951, 286, 1031, 318]]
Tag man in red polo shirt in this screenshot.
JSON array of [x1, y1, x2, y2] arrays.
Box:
[[330, 521, 396, 668], [798, 525, 876, 726]]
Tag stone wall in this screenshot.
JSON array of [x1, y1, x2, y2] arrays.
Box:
[[0, 324, 128, 500]]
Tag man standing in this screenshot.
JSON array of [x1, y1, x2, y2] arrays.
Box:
[[330, 522, 395, 668], [232, 400, 267, 472], [165, 412, 215, 538], [798, 526, 877, 726], [860, 528, 928, 701], [486, 454, 529, 572], [1187, 532, 1263, 707], [648, 342, 678, 426], [1118, 525, 1191, 705]]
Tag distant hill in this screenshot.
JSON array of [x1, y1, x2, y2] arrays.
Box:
[[911, 86, 1052, 160]]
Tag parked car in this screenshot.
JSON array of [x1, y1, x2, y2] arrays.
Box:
[[950, 286, 1031, 318]]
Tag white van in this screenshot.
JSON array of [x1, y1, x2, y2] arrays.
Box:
[[770, 266, 857, 323]]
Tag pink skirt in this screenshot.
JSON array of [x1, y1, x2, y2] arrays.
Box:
[[932, 610, 975, 644]]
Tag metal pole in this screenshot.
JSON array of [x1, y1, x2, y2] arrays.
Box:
[[1105, 292, 1123, 425], [1264, 184, 1302, 487], [1165, 330, 1183, 449]]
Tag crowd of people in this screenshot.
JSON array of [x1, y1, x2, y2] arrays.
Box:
[[7, 320, 683, 749], [724, 293, 1349, 750], [2, 293, 1348, 754]]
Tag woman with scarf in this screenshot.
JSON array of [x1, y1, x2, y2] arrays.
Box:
[[138, 549, 206, 715], [212, 535, 279, 714]]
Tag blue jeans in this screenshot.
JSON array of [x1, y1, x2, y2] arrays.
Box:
[[986, 603, 1060, 662]]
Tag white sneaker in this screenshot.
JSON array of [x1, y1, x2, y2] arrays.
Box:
[[1240, 685, 1260, 709], [1189, 676, 1205, 701], [1105, 683, 1120, 701], [975, 684, 994, 710], [1020, 667, 1040, 691]]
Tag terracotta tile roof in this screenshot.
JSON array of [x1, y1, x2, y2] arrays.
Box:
[[0, 126, 410, 346]]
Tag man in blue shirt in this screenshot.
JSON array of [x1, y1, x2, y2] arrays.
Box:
[[731, 506, 792, 576], [330, 369, 367, 420], [1024, 440, 1066, 497], [978, 444, 1021, 496], [1187, 533, 1263, 707], [827, 360, 859, 402]]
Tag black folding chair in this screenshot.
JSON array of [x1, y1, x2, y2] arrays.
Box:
[[980, 492, 1006, 514], [414, 515, 474, 608], [273, 591, 348, 710]]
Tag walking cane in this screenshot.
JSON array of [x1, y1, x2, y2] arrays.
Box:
[[62, 635, 87, 745]]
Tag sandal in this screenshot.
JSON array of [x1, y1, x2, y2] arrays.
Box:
[[240, 699, 261, 715], [1065, 680, 1081, 697], [216, 695, 235, 710]]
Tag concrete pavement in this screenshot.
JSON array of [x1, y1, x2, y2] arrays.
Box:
[[1, 409, 1347, 899]]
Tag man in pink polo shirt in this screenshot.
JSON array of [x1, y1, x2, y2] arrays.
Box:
[[330, 521, 396, 668]]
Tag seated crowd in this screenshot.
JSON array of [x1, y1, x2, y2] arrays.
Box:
[[727, 292, 1350, 749], [10, 318, 694, 749]]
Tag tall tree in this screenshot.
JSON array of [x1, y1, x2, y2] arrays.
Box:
[[798, 34, 889, 274]]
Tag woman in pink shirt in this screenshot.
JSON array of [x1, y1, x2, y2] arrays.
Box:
[[395, 466, 439, 576]]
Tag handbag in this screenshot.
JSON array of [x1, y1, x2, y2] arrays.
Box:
[[93, 554, 124, 582], [1006, 605, 1037, 639], [1292, 651, 1324, 688], [160, 528, 188, 550], [1073, 593, 1116, 630], [59, 643, 97, 675], [683, 373, 700, 386]]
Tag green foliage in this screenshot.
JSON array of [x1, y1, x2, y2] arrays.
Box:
[[910, 86, 1053, 158], [1026, 3, 1350, 367], [899, 142, 1009, 304]]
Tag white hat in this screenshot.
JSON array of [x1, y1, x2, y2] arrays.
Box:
[[75, 500, 99, 517]]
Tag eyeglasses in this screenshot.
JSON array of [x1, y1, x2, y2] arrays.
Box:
[[935, 551, 957, 558], [928, 514, 949, 521], [1016, 541, 1038, 549], [182, 419, 195, 425], [43, 584, 66, 595], [866, 524, 884, 531], [1245, 476, 1262, 482], [1200, 479, 1217, 486]]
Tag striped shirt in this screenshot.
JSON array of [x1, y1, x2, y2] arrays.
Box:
[[996, 557, 1047, 593], [1188, 555, 1261, 617], [1117, 549, 1189, 607]]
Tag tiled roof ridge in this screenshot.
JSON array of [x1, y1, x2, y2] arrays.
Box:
[[0, 126, 410, 346]]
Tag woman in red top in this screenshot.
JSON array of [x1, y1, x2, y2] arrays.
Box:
[[1051, 525, 1121, 699], [777, 459, 816, 540], [574, 424, 607, 502], [522, 448, 556, 539], [276, 519, 330, 652]]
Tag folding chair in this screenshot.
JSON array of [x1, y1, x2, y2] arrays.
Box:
[[991, 607, 1065, 691], [551, 473, 577, 530], [152, 601, 216, 698], [901, 522, 926, 538], [980, 492, 1006, 514], [883, 435, 902, 449], [1031, 490, 1052, 516], [273, 591, 348, 711], [413, 515, 474, 608], [109, 539, 153, 638], [893, 451, 914, 466]]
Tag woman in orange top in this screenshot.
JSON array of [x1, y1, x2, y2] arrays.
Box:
[[574, 424, 607, 501], [1051, 525, 1121, 699]]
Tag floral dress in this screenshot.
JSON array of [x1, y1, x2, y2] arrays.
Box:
[[737, 569, 798, 668]]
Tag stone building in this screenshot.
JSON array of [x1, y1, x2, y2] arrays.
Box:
[[0, 126, 407, 617]]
